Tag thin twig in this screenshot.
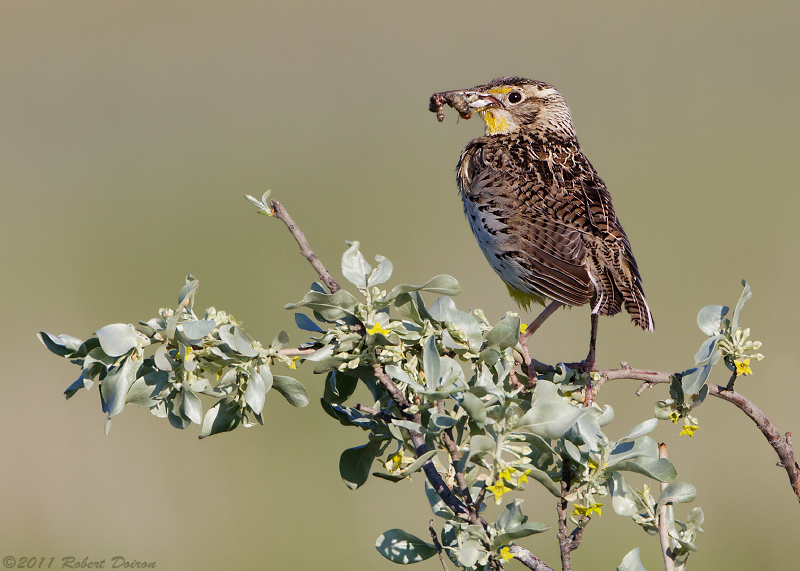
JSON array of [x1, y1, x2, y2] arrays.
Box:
[[657, 443, 676, 571], [508, 546, 556, 571], [277, 347, 317, 357], [556, 461, 574, 571], [429, 520, 450, 571], [438, 401, 473, 508], [725, 370, 738, 391], [270, 200, 341, 293], [371, 362, 471, 517], [595, 365, 800, 502]]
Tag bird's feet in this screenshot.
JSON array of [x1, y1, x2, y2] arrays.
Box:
[[564, 360, 594, 374]]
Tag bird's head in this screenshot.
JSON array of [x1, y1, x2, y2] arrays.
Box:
[[435, 77, 576, 138]]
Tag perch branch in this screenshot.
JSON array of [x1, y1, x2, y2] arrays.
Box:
[[594, 365, 800, 502], [270, 200, 341, 293]]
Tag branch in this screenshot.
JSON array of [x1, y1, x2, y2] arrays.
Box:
[[371, 362, 471, 518], [657, 443, 676, 571], [508, 546, 556, 571], [595, 365, 800, 502], [277, 347, 317, 357], [437, 401, 473, 509], [429, 520, 450, 571], [270, 200, 341, 293], [555, 461, 587, 571]]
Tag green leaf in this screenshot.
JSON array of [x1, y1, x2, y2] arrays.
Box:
[[154, 345, 173, 371], [272, 376, 309, 407], [284, 289, 359, 321], [608, 471, 642, 517], [100, 358, 137, 418], [368, 255, 393, 287], [375, 529, 437, 564], [95, 324, 139, 358], [731, 280, 752, 332], [233, 327, 260, 357], [458, 539, 481, 568], [341, 241, 372, 289], [612, 457, 677, 482], [397, 450, 438, 477], [199, 398, 241, 438], [386, 275, 462, 301], [180, 319, 216, 341], [493, 522, 550, 548], [422, 335, 441, 388], [522, 465, 561, 497], [469, 434, 496, 455], [181, 382, 203, 425], [696, 305, 728, 336], [424, 480, 455, 518], [694, 335, 719, 365], [681, 362, 713, 397], [124, 376, 160, 407], [244, 368, 267, 414], [618, 418, 659, 442], [686, 507, 705, 532], [323, 370, 358, 404], [608, 436, 659, 466], [340, 439, 383, 490], [616, 548, 647, 571], [485, 315, 521, 351], [64, 371, 92, 399], [294, 313, 324, 333], [496, 498, 524, 532], [258, 364, 273, 393], [428, 413, 457, 433], [177, 276, 199, 311], [514, 381, 587, 440], [658, 482, 697, 507], [38, 332, 83, 357], [460, 393, 487, 427]]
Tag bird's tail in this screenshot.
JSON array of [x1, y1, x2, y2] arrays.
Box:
[[622, 276, 654, 332], [592, 256, 654, 332]]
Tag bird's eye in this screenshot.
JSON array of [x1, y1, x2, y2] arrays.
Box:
[[508, 91, 522, 104]]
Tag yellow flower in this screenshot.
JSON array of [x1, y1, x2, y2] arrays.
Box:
[[572, 503, 603, 517], [680, 424, 700, 438], [734, 358, 753, 376], [388, 451, 404, 472], [669, 411, 680, 424], [367, 322, 391, 336], [286, 355, 300, 370], [499, 546, 515, 562], [519, 323, 527, 335], [486, 479, 512, 504], [517, 469, 532, 484], [498, 468, 514, 481]]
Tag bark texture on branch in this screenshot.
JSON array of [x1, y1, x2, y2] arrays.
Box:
[[596, 365, 800, 502]]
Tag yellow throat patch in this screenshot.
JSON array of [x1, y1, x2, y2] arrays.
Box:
[[478, 109, 512, 135]]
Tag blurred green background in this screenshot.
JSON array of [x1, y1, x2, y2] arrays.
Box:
[[2, 1, 798, 569]]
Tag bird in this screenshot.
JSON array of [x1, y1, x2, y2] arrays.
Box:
[[429, 77, 653, 373]]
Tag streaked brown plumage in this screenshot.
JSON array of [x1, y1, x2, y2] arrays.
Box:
[[430, 77, 654, 337]]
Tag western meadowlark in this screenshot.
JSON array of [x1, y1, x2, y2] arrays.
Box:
[[430, 77, 653, 373]]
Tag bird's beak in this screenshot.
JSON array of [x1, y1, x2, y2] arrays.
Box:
[[430, 88, 503, 122], [463, 91, 503, 111]]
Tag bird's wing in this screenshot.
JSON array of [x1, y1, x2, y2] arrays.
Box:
[[459, 144, 594, 306]]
